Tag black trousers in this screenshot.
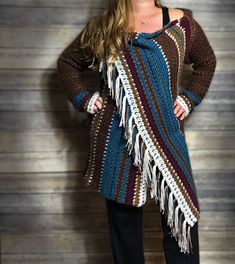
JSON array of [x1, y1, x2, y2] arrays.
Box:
[[105, 198, 200, 264]]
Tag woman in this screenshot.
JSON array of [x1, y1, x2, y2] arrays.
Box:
[[57, 0, 216, 263]]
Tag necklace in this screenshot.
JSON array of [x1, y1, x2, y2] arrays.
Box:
[[140, 19, 152, 26]]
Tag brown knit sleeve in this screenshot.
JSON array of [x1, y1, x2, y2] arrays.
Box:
[[56, 27, 100, 113], [178, 17, 217, 114]]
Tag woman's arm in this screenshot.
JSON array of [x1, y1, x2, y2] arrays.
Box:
[[56, 27, 100, 114], [176, 17, 217, 115]]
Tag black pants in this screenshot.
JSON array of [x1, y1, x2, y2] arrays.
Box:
[[105, 198, 200, 264]]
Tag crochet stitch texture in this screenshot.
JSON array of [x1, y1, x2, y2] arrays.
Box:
[[57, 6, 217, 254]]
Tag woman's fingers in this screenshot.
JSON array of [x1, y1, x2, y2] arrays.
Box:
[[95, 96, 103, 109], [174, 101, 181, 115], [179, 111, 186, 120], [174, 100, 186, 120], [97, 96, 103, 104], [92, 104, 98, 112], [93, 96, 103, 112]]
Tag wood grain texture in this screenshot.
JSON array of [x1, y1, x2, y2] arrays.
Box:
[[0, 0, 234, 11], [0, 149, 234, 173], [1, 252, 234, 264], [0, 49, 232, 70], [0, 211, 234, 233], [0, 190, 234, 214], [0, 1, 234, 263], [0, 112, 234, 131], [0, 8, 234, 33], [0, 28, 233, 50], [1, 231, 235, 253], [0, 131, 235, 152], [0, 89, 234, 112]]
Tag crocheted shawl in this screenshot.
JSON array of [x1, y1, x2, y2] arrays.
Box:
[[98, 19, 200, 254]]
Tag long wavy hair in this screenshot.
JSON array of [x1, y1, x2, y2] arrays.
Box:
[[79, 0, 163, 68]]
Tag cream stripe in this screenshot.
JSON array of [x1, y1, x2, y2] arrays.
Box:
[[107, 56, 198, 226]]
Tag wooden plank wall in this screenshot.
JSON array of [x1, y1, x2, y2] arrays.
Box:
[[0, 0, 234, 263]]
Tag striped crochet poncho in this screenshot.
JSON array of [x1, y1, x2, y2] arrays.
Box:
[[57, 7, 217, 255]]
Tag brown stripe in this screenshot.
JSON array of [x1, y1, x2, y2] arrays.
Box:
[[115, 142, 129, 201], [119, 49, 199, 219], [133, 167, 141, 206], [135, 44, 194, 192], [84, 90, 117, 190]]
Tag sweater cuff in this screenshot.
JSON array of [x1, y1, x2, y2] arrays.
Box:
[[71, 90, 100, 113], [176, 94, 193, 117], [85, 91, 100, 114]]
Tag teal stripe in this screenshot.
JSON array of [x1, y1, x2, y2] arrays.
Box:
[[183, 88, 202, 105], [72, 90, 90, 109], [127, 39, 195, 193], [99, 112, 123, 197], [119, 146, 133, 203]]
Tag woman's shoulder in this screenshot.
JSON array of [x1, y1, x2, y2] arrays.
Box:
[[168, 6, 194, 22], [168, 7, 184, 21]]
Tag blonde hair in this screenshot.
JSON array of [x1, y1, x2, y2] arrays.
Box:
[[79, 0, 163, 68]]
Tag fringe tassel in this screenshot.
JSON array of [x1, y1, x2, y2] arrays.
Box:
[[158, 179, 194, 254], [133, 131, 141, 167], [160, 177, 166, 213], [101, 58, 195, 255], [157, 170, 161, 204], [173, 204, 180, 237], [187, 223, 193, 254], [115, 75, 121, 108], [167, 191, 174, 228], [143, 147, 153, 186], [150, 164, 159, 199], [126, 115, 135, 154], [119, 94, 127, 127]]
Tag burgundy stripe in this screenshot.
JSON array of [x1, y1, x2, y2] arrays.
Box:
[[80, 94, 91, 110], [125, 161, 139, 205], [180, 18, 192, 60], [122, 48, 199, 209]]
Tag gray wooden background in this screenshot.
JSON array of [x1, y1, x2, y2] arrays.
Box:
[[0, 0, 234, 263]]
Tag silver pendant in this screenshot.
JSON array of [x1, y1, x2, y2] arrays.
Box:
[[140, 20, 148, 26]]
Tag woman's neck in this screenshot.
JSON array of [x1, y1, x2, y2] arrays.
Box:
[[131, 0, 158, 16]]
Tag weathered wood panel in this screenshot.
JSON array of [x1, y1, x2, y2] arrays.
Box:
[[0, 131, 234, 152], [0, 1, 234, 263], [1, 252, 234, 264], [0, 149, 234, 173], [0, 89, 234, 112], [0, 49, 231, 70], [0, 190, 234, 214], [0, 0, 234, 12], [0, 112, 234, 131], [0, 171, 233, 194], [1, 231, 235, 253], [0, 0, 233, 10], [0, 28, 233, 50], [0, 7, 234, 31], [0, 211, 234, 233], [0, 70, 232, 91]]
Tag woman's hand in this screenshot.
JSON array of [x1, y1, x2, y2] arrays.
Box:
[[93, 96, 103, 113], [173, 100, 186, 121]]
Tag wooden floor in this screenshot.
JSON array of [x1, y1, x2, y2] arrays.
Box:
[[0, 0, 235, 263]]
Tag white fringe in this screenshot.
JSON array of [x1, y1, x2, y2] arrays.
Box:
[[119, 94, 127, 127], [143, 147, 153, 186], [126, 115, 135, 154], [133, 131, 141, 166], [173, 204, 180, 237], [100, 59, 195, 255], [115, 75, 121, 108], [150, 164, 159, 199], [167, 191, 174, 228]]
